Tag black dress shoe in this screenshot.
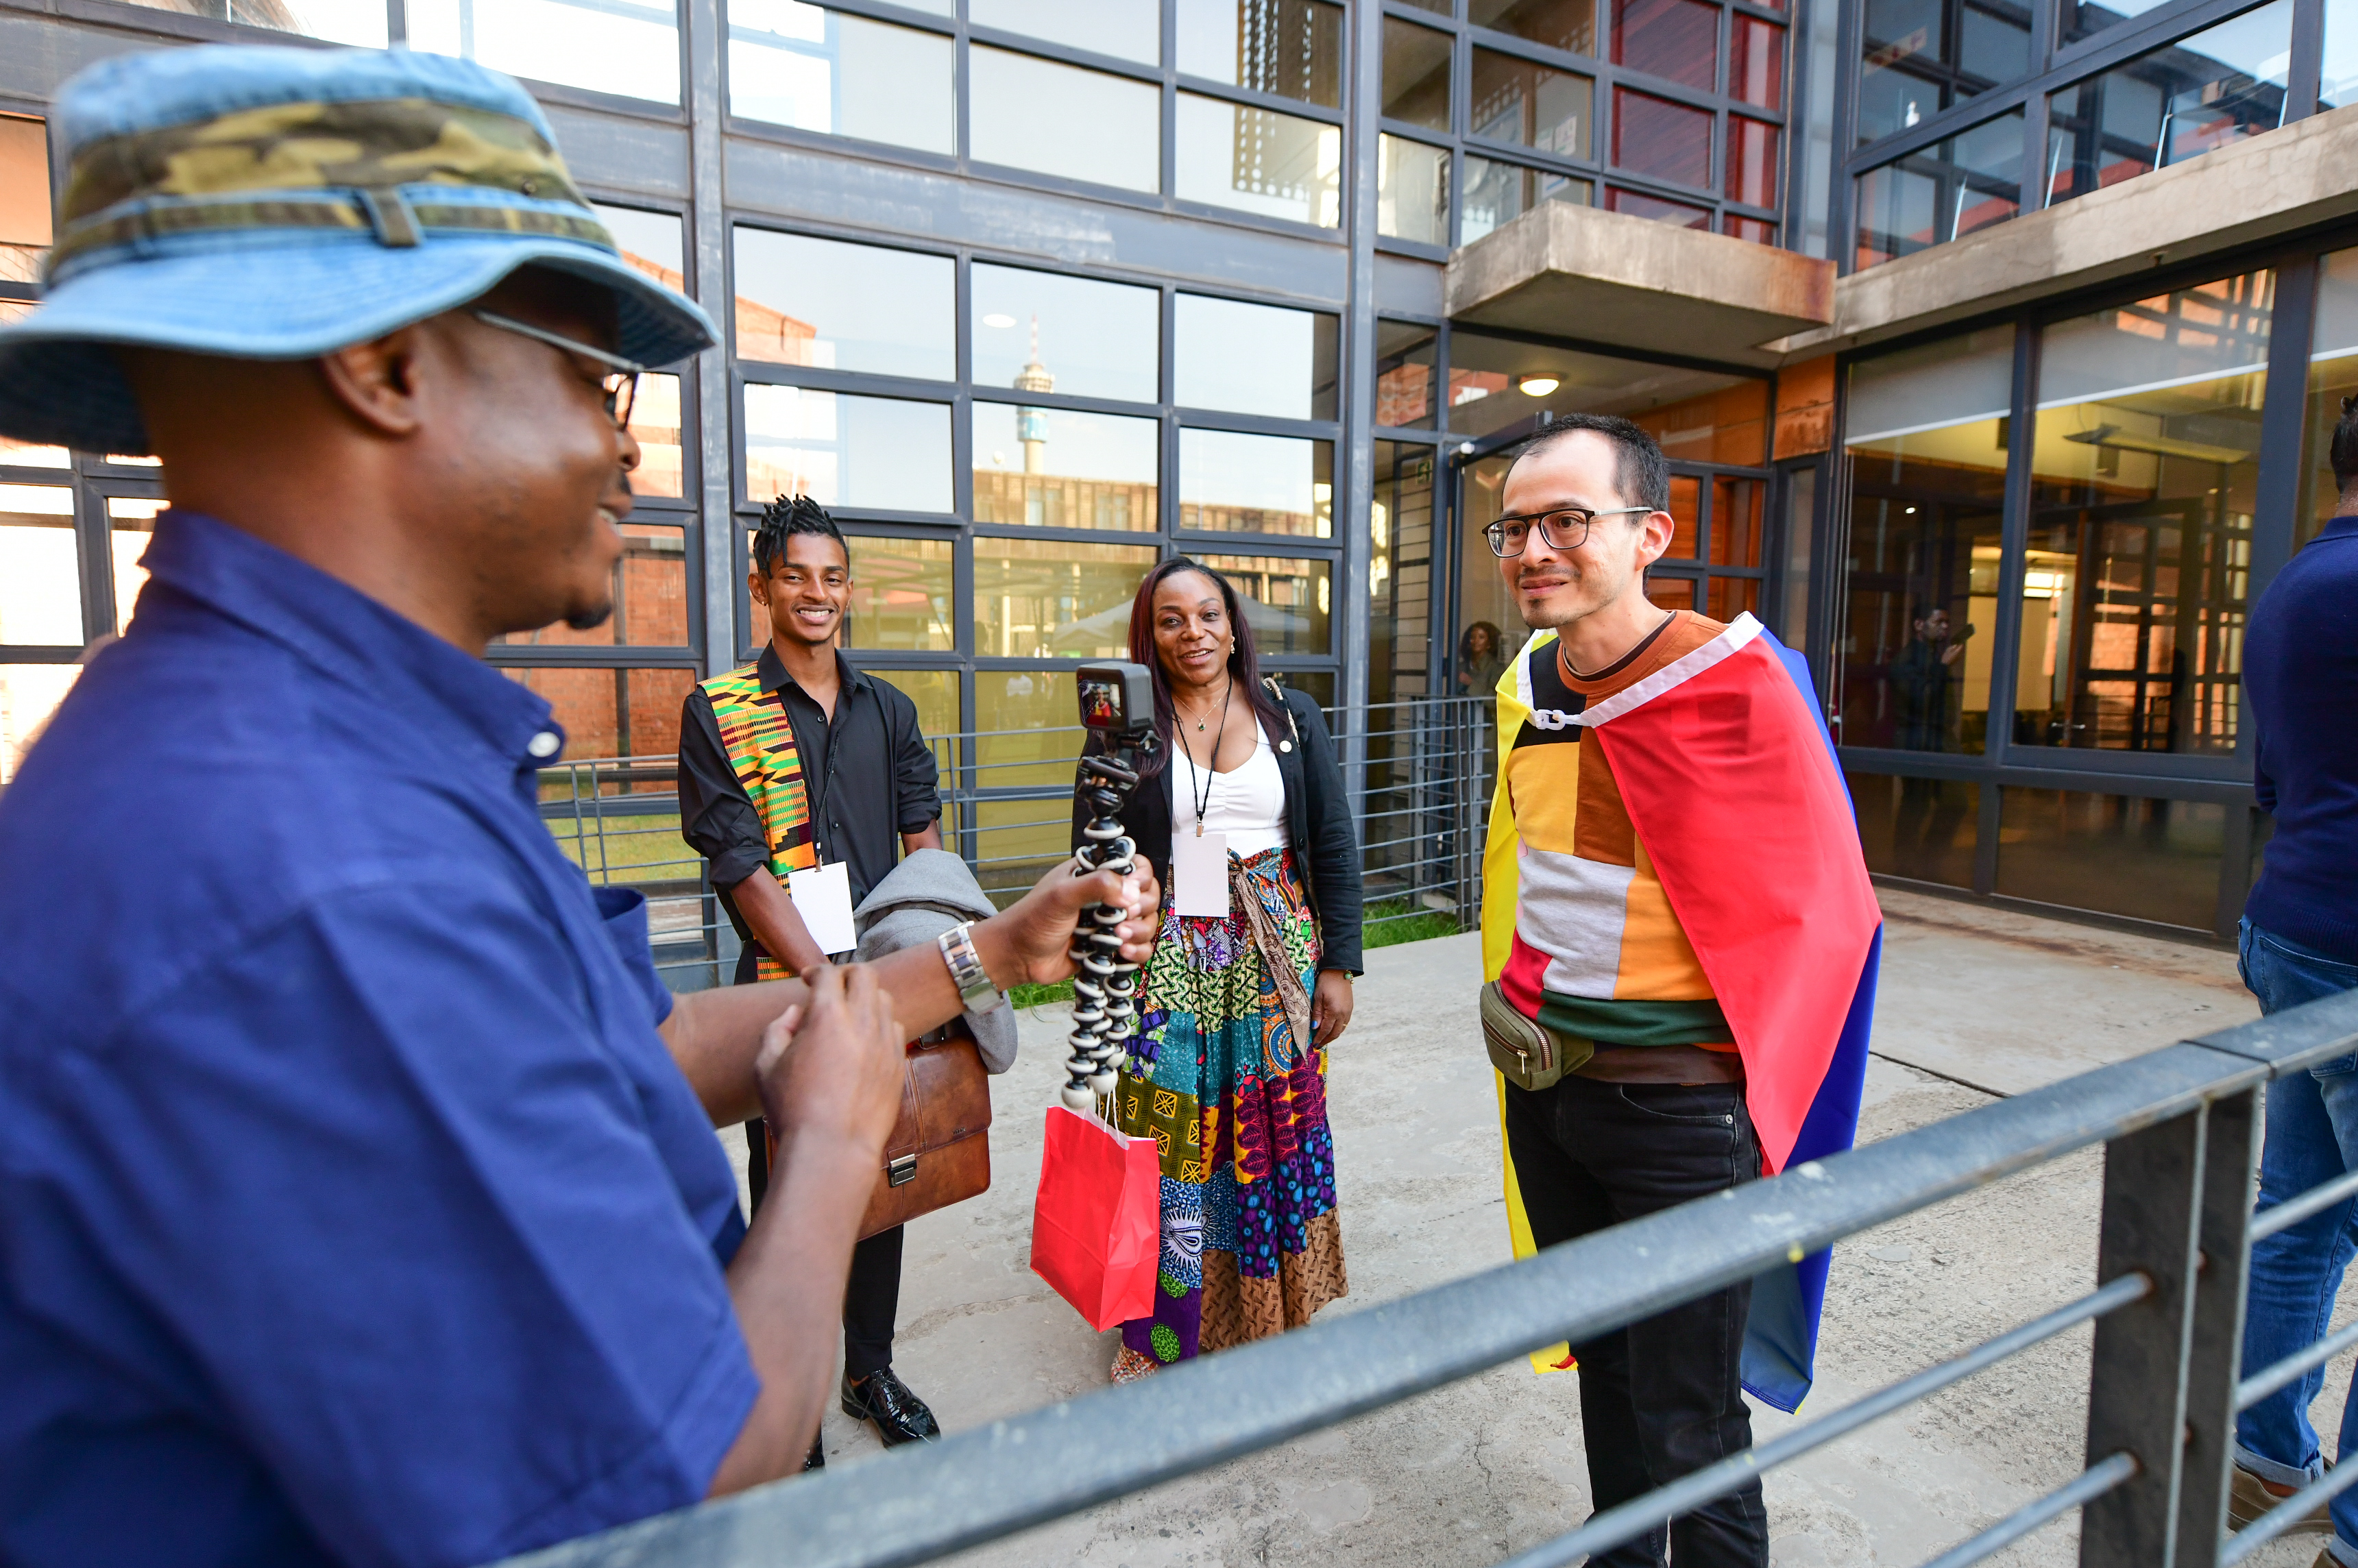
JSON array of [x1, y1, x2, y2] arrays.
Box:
[[840, 1368, 940, 1447], [802, 1436, 825, 1472]]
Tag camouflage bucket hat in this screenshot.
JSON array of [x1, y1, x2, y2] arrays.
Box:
[[0, 44, 715, 456]]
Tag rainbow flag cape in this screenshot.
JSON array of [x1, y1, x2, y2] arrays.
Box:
[[1482, 612, 1881, 1413]]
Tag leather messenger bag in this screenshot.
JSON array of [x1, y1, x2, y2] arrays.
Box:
[[762, 1018, 993, 1238]]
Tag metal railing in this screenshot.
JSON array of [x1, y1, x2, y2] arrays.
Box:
[[533, 693, 1500, 988], [492, 988, 2358, 1568]]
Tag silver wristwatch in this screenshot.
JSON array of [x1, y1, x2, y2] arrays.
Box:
[[936, 920, 1004, 1014]]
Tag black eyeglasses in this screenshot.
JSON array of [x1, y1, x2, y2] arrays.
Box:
[[1483, 505, 1654, 558], [472, 310, 644, 431]]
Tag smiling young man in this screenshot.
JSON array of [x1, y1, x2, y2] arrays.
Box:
[[1478, 415, 1880, 1567], [0, 45, 1155, 1568], [676, 493, 948, 1462]]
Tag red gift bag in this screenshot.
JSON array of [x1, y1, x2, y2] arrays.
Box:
[[1030, 1104, 1160, 1331]]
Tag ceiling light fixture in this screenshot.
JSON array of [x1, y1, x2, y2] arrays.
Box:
[[1518, 375, 1560, 397]]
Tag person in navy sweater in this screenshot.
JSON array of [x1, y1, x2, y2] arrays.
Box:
[[2228, 393, 2358, 1556]]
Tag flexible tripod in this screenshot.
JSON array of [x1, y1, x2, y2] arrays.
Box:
[[1060, 733, 1158, 1112]]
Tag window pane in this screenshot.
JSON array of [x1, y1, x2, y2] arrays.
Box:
[[1840, 326, 2015, 752], [1727, 116, 1779, 205], [1730, 17, 1784, 109], [1444, 332, 1751, 440], [0, 664, 75, 785], [2065, 0, 2180, 48], [973, 47, 1160, 191], [1631, 380, 1768, 465], [1615, 0, 1719, 90], [1371, 441, 1437, 703], [1959, 2, 2032, 86], [1995, 789, 2224, 930], [1383, 18, 1455, 130], [594, 204, 685, 279], [733, 228, 953, 380], [744, 386, 952, 513], [2045, 1, 2294, 208], [975, 669, 1089, 802], [972, 404, 1159, 530], [496, 525, 690, 648], [1605, 184, 1714, 227], [1725, 214, 1777, 243], [1472, 0, 1599, 56], [1612, 89, 1714, 188], [1376, 321, 1439, 429], [1661, 474, 1701, 558], [2298, 246, 2358, 548], [1706, 574, 1760, 620], [1194, 552, 1331, 654], [1858, 0, 1945, 145], [2021, 273, 2269, 757], [971, 0, 1158, 62], [1471, 48, 1594, 158], [505, 666, 696, 761], [973, 538, 1158, 657], [1462, 155, 1594, 243], [1854, 108, 2024, 268], [411, 0, 671, 102], [2325, 0, 2358, 109], [1711, 476, 1764, 565], [1857, 64, 1944, 147], [845, 535, 955, 651], [871, 669, 958, 748], [1378, 134, 1453, 244], [1180, 430, 1333, 537], [1847, 770, 1980, 887], [1, 116, 52, 294], [1174, 295, 1339, 419], [971, 265, 1159, 404], [727, 2, 953, 153], [107, 498, 164, 635], [1176, 0, 1345, 107], [0, 485, 78, 646], [114, 0, 383, 44], [1174, 93, 1343, 226]]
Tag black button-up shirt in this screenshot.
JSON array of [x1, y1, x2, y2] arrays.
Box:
[[677, 646, 942, 944]]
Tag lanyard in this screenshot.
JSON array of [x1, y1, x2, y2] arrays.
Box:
[[1178, 676, 1231, 837]]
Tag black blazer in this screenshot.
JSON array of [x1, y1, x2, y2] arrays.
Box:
[[1071, 683, 1364, 975]]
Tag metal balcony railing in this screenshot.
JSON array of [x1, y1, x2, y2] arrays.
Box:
[[488, 988, 2358, 1568]]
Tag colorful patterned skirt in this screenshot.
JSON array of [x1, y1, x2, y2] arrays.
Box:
[[1113, 843, 1347, 1368]]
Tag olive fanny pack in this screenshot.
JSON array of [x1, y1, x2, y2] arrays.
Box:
[[1479, 980, 1593, 1092]]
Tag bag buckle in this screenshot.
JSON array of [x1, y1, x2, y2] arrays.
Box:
[[887, 1153, 918, 1187]]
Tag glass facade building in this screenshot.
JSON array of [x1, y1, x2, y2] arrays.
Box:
[[4, 0, 2356, 942]]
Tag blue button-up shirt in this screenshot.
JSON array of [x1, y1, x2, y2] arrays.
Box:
[[0, 512, 758, 1568]]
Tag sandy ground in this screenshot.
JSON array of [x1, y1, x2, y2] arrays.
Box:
[[729, 887, 2353, 1567]]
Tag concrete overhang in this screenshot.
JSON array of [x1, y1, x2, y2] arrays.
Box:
[[1444, 201, 1835, 367], [1772, 100, 2358, 360]]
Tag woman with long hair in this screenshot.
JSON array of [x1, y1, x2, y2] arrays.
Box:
[[1072, 557, 1362, 1382], [1457, 619, 1509, 695]]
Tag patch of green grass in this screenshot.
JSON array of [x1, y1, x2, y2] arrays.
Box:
[[1010, 979, 1076, 1009], [1363, 896, 1468, 949]]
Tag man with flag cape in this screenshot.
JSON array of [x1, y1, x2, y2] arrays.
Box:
[[1475, 414, 1880, 1567]]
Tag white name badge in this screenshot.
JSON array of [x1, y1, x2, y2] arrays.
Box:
[[1171, 829, 1231, 918], [786, 861, 859, 955]]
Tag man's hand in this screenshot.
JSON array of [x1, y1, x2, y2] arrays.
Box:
[[975, 855, 1162, 988], [755, 962, 904, 1153]]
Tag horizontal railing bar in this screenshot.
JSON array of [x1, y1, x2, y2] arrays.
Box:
[[1493, 1271, 2152, 1567], [2217, 1440, 2358, 1563], [498, 1040, 2280, 1568], [1917, 1451, 2137, 1568], [2237, 1316, 2358, 1411], [2250, 1165, 2358, 1242]]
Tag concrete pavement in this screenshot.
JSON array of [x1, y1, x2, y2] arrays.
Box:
[[747, 888, 2348, 1567]]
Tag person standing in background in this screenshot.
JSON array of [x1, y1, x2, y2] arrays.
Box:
[[1458, 620, 1509, 696], [1075, 558, 1363, 1384], [677, 493, 946, 1465], [2225, 395, 2358, 1563]]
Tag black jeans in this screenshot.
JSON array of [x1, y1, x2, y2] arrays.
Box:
[[1504, 1075, 1768, 1568], [746, 1120, 903, 1381]]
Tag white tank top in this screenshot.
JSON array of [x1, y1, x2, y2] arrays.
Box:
[[1169, 724, 1291, 857]]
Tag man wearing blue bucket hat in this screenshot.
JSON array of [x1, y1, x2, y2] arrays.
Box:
[[0, 44, 1157, 1568]]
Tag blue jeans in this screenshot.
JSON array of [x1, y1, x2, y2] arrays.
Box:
[[2237, 919, 2358, 1554]]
